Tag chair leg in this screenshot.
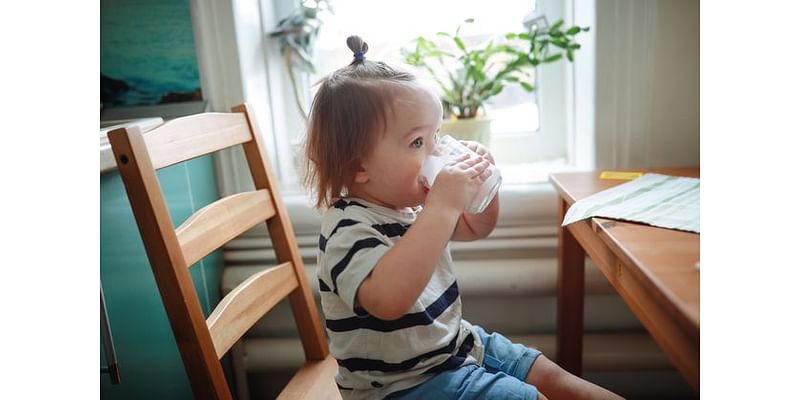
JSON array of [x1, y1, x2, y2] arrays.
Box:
[[231, 340, 251, 400]]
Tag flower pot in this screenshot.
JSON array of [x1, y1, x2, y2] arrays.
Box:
[[440, 117, 492, 146]]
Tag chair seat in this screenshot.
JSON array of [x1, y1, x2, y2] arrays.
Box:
[[278, 354, 341, 399]]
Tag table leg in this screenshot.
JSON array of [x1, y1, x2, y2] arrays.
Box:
[[556, 198, 585, 376]]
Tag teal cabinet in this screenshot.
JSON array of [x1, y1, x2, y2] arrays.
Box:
[[100, 155, 230, 399]]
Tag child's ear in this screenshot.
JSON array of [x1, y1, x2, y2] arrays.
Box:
[[353, 166, 369, 184]]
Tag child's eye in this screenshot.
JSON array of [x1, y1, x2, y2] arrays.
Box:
[[410, 137, 423, 148]]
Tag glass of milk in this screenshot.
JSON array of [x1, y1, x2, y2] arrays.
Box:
[[420, 135, 502, 214]]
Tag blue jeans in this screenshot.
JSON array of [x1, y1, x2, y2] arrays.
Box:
[[388, 325, 541, 399]]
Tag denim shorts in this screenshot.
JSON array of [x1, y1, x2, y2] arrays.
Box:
[[387, 325, 542, 400]]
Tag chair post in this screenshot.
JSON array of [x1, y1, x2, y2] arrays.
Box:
[[233, 103, 329, 361], [108, 127, 232, 400]]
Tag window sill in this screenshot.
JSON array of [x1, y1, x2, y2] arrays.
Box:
[[281, 163, 573, 236], [99, 117, 164, 174]]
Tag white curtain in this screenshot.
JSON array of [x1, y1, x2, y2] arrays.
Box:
[[593, 0, 699, 170]]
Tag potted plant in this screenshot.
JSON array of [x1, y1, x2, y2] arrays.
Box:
[[402, 18, 589, 144], [270, 0, 332, 180], [270, 0, 332, 122]]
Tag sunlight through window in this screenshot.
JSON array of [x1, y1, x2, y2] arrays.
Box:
[[311, 0, 540, 134]]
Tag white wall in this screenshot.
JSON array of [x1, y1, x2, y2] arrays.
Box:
[[594, 0, 699, 169]]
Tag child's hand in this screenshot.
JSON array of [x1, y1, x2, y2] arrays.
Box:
[[425, 152, 491, 213], [460, 140, 495, 165]]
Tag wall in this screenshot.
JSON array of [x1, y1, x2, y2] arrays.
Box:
[[594, 0, 700, 169], [100, 156, 231, 399]]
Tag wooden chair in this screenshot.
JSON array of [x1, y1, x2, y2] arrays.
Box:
[[108, 104, 340, 399]]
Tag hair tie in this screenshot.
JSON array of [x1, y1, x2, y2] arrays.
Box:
[[354, 50, 365, 62]]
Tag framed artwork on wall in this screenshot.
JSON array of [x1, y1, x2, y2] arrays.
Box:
[[101, 0, 204, 120]]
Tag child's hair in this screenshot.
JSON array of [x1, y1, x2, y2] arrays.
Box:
[[303, 35, 418, 209]]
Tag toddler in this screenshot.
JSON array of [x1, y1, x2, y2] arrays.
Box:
[[304, 35, 623, 400]]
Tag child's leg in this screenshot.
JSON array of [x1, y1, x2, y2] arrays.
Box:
[[525, 354, 624, 400]]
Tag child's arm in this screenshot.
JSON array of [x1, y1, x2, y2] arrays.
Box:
[[451, 193, 499, 241], [452, 141, 500, 241], [357, 154, 489, 320]]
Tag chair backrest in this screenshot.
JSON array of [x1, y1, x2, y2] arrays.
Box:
[[108, 104, 330, 399]]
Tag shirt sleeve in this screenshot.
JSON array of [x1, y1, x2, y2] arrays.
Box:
[[320, 221, 391, 316]]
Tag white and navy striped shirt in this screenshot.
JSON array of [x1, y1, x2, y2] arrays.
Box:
[[317, 198, 485, 399]]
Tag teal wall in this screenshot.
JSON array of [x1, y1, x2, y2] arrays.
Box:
[[100, 155, 231, 399]]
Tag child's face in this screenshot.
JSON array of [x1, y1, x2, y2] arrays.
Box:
[[350, 84, 443, 210]]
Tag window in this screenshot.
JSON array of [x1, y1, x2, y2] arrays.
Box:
[[311, 0, 540, 129], [196, 0, 584, 202], [298, 0, 574, 185]]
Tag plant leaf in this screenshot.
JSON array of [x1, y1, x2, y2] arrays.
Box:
[[454, 37, 466, 51], [519, 81, 534, 92], [549, 19, 564, 33], [543, 53, 563, 63]]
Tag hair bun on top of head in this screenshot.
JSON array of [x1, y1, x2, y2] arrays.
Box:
[[346, 35, 368, 63]]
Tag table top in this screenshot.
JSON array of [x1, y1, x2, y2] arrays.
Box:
[[549, 166, 700, 331]]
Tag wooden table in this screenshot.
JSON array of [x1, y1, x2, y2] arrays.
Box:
[[549, 167, 699, 392]]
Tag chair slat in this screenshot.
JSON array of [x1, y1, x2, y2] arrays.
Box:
[[207, 262, 299, 358], [144, 112, 252, 170], [176, 189, 276, 267]]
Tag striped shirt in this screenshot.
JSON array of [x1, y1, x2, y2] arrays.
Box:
[[317, 198, 485, 399]]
